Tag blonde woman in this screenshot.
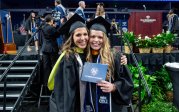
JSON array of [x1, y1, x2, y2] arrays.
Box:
[[84, 16, 134, 112]]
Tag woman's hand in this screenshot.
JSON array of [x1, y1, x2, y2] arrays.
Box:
[[97, 80, 116, 93], [121, 54, 127, 65]]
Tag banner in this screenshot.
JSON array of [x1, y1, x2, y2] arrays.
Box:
[[0, 10, 14, 43]]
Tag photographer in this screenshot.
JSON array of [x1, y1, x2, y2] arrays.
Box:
[[110, 18, 119, 34], [41, 14, 59, 85]]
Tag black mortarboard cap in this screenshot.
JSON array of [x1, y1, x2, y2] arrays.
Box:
[[58, 13, 86, 36], [87, 16, 111, 34], [30, 10, 35, 14]]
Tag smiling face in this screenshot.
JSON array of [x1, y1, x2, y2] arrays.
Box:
[[89, 30, 104, 50], [31, 12, 36, 19], [73, 27, 88, 49]]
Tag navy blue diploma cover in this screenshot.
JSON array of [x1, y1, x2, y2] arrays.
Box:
[[81, 62, 108, 83]]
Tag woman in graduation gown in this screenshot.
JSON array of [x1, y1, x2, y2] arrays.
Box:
[[51, 13, 88, 112], [84, 16, 134, 112]]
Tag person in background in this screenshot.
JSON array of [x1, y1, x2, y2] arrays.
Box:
[[53, 0, 67, 49], [110, 18, 119, 34], [109, 18, 119, 47], [94, 3, 109, 20], [66, 12, 74, 20], [95, 3, 105, 18], [75, 1, 86, 21], [167, 9, 179, 36], [54, 0, 67, 26], [36, 11, 46, 46], [162, 20, 168, 33], [84, 16, 134, 112], [41, 14, 59, 85], [25, 10, 39, 51]]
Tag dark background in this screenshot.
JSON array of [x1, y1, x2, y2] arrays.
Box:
[[1, 0, 178, 9], [0, 0, 179, 30]]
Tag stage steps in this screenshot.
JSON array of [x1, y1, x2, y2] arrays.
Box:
[[0, 57, 39, 112]]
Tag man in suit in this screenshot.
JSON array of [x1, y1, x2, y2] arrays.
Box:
[[41, 14, 59, 85], [75, 1, 86, 21]]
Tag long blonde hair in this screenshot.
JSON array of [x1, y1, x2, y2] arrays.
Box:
[[86, 32, 114, 80]]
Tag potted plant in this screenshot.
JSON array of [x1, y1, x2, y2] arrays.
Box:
[[123, 31, 135, 54], [135, 35, 152, 53], [151, 34, 166, 53], [162, 31, 175, 53]]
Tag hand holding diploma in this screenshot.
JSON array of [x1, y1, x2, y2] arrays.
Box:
[[97, 80, 116, 93]]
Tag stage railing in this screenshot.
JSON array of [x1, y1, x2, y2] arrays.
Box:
[[0, 27, 41, 112]]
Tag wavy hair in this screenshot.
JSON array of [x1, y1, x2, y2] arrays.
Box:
[[86, 32, 114, 80], [61, 34, 74, 58], [61, 27, 89, 58]]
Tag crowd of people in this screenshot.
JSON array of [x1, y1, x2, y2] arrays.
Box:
[[22, 0, 179, 111], [23, 0, 179, 53]]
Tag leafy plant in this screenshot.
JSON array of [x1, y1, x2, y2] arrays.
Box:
[[128, 62, 157, 102], [142, 101, 178, 112], [135, 35, 152, 48], [123, 31, 135, 45], [162, 31, 175, 45], [151, 34, 166, 48], [153, 66, 172, 92], [151, 32, 175, 48], [152, 66, 173, 101], [128, 63, 178, 111]]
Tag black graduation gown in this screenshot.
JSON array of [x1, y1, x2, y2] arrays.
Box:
[[25, 17, 38, 42], [112, 53, 134, 112], [52, 52, 86, 112], [41, 24, 59, 85], [88, 53, 134, 112], [41, 24, 59, 53]]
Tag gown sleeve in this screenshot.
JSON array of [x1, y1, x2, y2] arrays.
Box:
[[54, 54, 80, 112], [112, 52, 134, 105]]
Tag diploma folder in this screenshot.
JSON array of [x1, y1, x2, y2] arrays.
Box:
[[81, 62, 108, 83]]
